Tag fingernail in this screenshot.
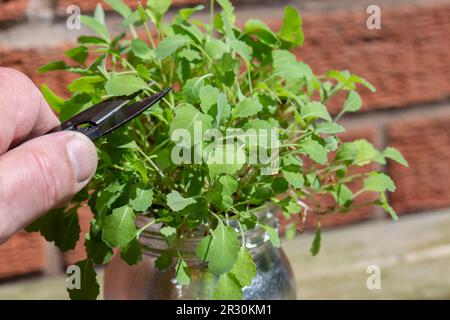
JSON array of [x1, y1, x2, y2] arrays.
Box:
[[66, 133, 98, 183]]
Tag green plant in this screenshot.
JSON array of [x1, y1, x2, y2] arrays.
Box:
[[27, 0, 408, 300]]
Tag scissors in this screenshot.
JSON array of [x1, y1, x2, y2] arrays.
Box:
[[47, 87, 171, 141]]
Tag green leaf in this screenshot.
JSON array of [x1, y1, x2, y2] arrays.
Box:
[[56, 208, 81, 252], [244, 19, 277, 46], [155, 35, 190, 59], [205, 221, 240, 274], [160, 226, 177, 245], [261, 225, 280, 248], [147, 0, 171, 24], [205, 39, 227, 60], [178, 48, 201, 62], [105, 74, 147, 96], [300, 139, 328, 164], [230, 39, 252, 64], [77, 35, 108, 45], [67, 259, 100, 300], [231, 97, 263, 119], [272, 49, 312, 82], [105, 0, 132, 18], [230, 247, 256, 287], [176, 5, 205, 22], [65, 46, 88, 64], [285, 223, 297, 240], [68, 76, 104, 94], [282, 170, 304, 189], [84, 231, 113, 265], [199, 85, 221, 113], [219, 176, 238, 196], [383, 147, 408, 167], [380, 193, 398, 221], [102, 205, 136, 248], [336, 139, 384, 166], [169, 104, 213, 143], [120, 238, 142, 265], [129, 187, 153, 212], [175, 257, 190, 285], [310, 223, 321, 256], [94, 4, 105, 25], [213, 273, 242, 300], [26, 208, 80, 252], [80, 15, 110, 41], [217, 0, 235, 23], [206, 144, 245, 178], [343, 91, 362, 112], [301, 101, 331, 121], [131, 39, 154, 60], [279, 6, 304, 48], [364, 172, 396, 192], [167, 191, 197, 211], [316, 122, 346, 134], [41, 84, 64, 112], [38, 60, 68, 73], [155, 251, 173, 271]]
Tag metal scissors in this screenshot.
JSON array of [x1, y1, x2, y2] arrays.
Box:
[[47, 87, 171, 141]]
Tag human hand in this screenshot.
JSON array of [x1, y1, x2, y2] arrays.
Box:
[[0, 68, 98, 244]]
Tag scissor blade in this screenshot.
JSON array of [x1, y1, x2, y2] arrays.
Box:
[[99, 88, 171, 136]]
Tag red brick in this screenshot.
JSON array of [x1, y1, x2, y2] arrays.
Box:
[[0, 46, 76, 98], [0, 0, 29, 22], [387, 113, 450, 214], [289, 4, 450, 112], [56, 0, 206, 13], [0, 231, 46, 279]]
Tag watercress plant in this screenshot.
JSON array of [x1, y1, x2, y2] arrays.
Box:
[[27, 0, 408, 300]]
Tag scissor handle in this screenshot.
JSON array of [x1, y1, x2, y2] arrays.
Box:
[[48, 123, 102, 141]]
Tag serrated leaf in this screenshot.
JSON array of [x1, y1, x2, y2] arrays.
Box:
[[169, 104, 213, 145], [316, 122, 346, 134], [206, 221, 240, 274], [244, 19, 277, 46], [213, 273, 243, 300], [199, 85, 221, 113], [120, 238, 142, 265], [41, 84, 64, 112], [65, 46, 88, 64], [167, 191, 197, 211], [155, 35, 190, 59], [175, 257, 190, 285], [105, 74, 147, 96], [301, 101, 331, 121], [84, 231, 113, 265], [205, 39, 227, 60], [343, 91, 362, 112], [383, 147, 408, 167], [230, 247, 256, 287], [131, 39, 154, 60], [105, 0, 131, 18], [364, 172, 396, 192], [206, 144, 245, 178], [102, 205, 136, 248], [68, 76, 104, 94], [38, 60, 68, 73], [282, 170, 304, 189], [279, 6, 304, 48], [155, 251, 173, 271], [129, 187, 153, 212], [67, 259, 100, 300], [56, 208, 81, 252], [300, 139, 328, 164], [230, 39, 252, 64], [231, 97, 263, 119], [80, 15, 110, 41]]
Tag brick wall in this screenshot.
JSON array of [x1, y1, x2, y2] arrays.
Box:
[[0, 0, 449, 280]]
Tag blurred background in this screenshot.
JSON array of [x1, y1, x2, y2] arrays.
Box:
[[0, 0, 449, 299]]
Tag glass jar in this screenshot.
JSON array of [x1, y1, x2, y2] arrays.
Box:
[[104, 208, 297, 300]]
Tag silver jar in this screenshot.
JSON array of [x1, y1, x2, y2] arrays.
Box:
[[104, 209, 297, 300]]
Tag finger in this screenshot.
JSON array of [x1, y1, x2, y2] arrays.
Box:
[[0, 131, 98, 244], [0, 68, 59, 154]]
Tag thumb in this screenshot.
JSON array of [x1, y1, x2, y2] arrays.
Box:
[[0, 131, 97, 243]]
